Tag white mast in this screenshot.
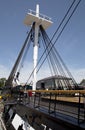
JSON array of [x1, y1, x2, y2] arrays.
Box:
[[24, 4, 52, 90], [33, 4, 39, 90]]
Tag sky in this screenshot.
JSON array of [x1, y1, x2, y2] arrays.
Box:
[[0, 0, 85, 84]]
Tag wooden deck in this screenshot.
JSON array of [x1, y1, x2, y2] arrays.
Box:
[[42, 96, 85, 103], [23, 89, 85, 104]]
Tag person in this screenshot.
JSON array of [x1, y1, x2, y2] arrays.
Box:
[[28, 90, 32, 103], [28, 91, 32, 97], [17, 124, 23, 130]]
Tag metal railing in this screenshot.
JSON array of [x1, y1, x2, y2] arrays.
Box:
[[28, 9, 52, 21], [22, 90, 85, 125]]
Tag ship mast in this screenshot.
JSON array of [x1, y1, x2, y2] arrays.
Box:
[[33, 4, 39, 91], [24, 4, 52, 90]]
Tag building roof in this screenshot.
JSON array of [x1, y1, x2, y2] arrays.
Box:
[[37, 75, 72, 82], [80, 79, 85, 87]]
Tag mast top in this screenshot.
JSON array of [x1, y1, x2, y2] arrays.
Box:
[[24, 4, 53, 29]]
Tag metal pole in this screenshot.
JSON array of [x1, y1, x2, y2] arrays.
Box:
[[33, 4, 39, 90], [78, 93, 81, 124], [48, 92, 52, 114]]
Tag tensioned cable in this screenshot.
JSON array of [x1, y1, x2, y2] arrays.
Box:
[[25, 0, 76, 85], [41, 27, 70, 89], [40, 26, 75, 89], [37, 0, 81, 88], [41, 27, 66, 76], [25, 0, 81, 85], [37, 0, 81, 74], [7, 26, 33, 80], [17, 38, 31, 73], [15, 38, 31, 81], [6, 23, 36, 87], [41, 27, 61, 76], [41, 29, 66, 89], [41, 29, 57, 76], [15, 24, 35, 80], [41, 34, 54, 76]]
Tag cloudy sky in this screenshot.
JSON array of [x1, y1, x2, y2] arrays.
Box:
[[0, 0, 85, 84]]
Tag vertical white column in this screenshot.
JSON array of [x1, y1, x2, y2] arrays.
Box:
[[33, 4, 39, 90]]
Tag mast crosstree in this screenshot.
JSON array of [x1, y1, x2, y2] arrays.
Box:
[[24, 4, 53, 90]]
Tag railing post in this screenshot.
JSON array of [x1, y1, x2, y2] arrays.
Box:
[[34, 93, 36, 108], [78, 92, 81, 124], [54, 93, 57, 115], [48, 92, 52, 114], [83, 94, 85, 121], [38, 92, 41, 108], [33, 92, 41, 108]]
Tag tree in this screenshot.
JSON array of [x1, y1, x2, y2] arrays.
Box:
[[0, 78, 6, 88]]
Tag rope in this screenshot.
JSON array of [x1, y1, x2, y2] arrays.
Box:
[[25, 0, 81, 85]]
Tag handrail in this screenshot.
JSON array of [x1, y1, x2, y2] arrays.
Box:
[[17, 89, 85, 125], [22, 90, 85, 94], [28, 9, 52, 21]]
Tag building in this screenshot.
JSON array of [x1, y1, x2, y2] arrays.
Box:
[[79, 79, 85, 89], [36, 75, 75, 90]]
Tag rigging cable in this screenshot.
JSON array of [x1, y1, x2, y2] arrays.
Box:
[[37, 0, 81, 74], [41, 30, 56, 76], [40, 26, 70, 89], [37, 0, 81, 89], [25, 0, 76, 85], [41, 28, 65, 89], [17, 38, 31, 73], [25, 0, 81, 85], [15, 24, 35, 81], [6, 22, 35, 87], [15, 38, 31, 80], [41, 27, 59, 76], [40, 26, 74, 89]]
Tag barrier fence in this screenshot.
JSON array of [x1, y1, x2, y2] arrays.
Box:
[[13, 90, 85, 125]]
